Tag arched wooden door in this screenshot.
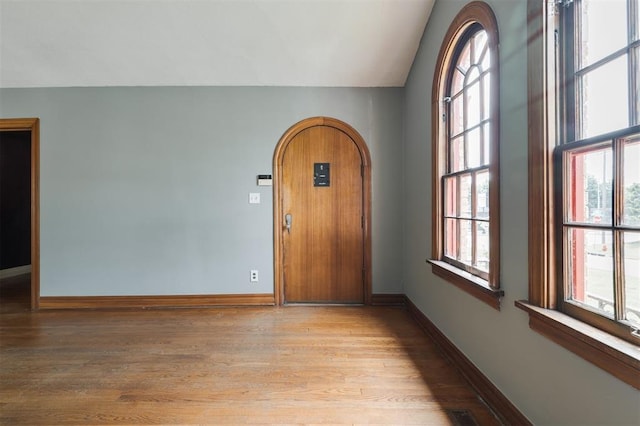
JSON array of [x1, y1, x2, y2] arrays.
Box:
[[273, 117, 371, 305]]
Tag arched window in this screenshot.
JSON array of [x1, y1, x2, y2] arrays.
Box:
[[429, 2, 501, 309]]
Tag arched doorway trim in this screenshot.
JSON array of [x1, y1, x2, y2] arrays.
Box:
[[273, 116, 372, 305]]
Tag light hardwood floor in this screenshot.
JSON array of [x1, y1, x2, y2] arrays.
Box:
[[1, 278, 500, 425]]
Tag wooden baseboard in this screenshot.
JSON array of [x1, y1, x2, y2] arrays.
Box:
[[405, 296, 531, 426], [370, 293, 406, 305], [39, 293, 275, 310], [41, 294, 406, 309]]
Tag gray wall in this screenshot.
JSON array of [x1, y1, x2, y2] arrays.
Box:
[[403, 0, 639, 425], [0, 87, 404, 296]]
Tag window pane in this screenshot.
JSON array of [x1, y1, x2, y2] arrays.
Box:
[[483, 123, 490, 165], [567, 227, 615, 318], [458, 41, 471, 74], [481, 45, 490, 70], [466, 72, 481, 129], [476, 170, 489, 219], [445, 218, 457, 258], [460, 219, 472, 265], [460, 174, 472, 218], [580, 0, 627, 67], [475, 221, 489, 272], [623, 136, 640, 226], [473, 31, 488, 66], [450, 94, 464, 137], [450, 136, 464, 173], [467, 127, 481, 169], [624, 231, 640, 326], [482, 73, 491, 121], [444, 176, 458, 217], [580, 55, 629, 138], [566, 146, 613, 225], [451, 69, 464, 97]]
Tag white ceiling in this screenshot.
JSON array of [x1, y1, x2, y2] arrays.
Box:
[[0, 0, 435, 88]]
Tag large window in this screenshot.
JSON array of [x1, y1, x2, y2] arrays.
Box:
[[556, 0, 640, 343], [522, 0, 640, 389], [430, 2, 502, 309]]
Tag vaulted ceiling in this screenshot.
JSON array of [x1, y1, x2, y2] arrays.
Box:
[[0, 0, 435, 88]]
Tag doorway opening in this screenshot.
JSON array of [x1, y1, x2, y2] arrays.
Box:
[[0, 118, 40, 311]]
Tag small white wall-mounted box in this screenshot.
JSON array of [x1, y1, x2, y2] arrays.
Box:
[[257, 174, 272, 186], [249, 193, 261, 204]]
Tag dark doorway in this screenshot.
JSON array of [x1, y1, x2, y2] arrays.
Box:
[[1, 131, 31, 268], [0, 119, 39, 311]]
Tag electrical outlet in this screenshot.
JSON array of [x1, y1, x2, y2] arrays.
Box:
[[250, 270, 259, 282]]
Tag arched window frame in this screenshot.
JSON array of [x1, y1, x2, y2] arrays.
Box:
[[429, 1, 502, 309]]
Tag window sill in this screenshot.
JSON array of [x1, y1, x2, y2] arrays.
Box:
[[427, 259, 503, 310], [515, 300, 640, 390]]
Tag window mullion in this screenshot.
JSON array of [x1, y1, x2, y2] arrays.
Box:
[[613, 138, 626, 321], [614, 138, 624, 228], [480, 73, 486, 165], [471, 172, 478, 267], [629, 0, 639, 125], [559, 150, 571, 308], [456, 174, 462, 260], [445, 96, 452, 174], [613, 230, 626, 321], [631, 46, 640, 126], [463, 87, 469, 169], [628, 0, 638, 44], [455, 220, 461, 261]]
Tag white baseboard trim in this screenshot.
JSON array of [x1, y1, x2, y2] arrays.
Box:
[[0, 265, 32, 279]]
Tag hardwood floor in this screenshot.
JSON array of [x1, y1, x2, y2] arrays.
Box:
[[0, 290, 500, 424], [0, 274, 30, 314]]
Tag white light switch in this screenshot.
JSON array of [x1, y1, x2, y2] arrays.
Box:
[[249, 193, 261, 204]]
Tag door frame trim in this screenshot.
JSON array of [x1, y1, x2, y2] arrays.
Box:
[[0, 118, 40, 310], [273, 116, 372, 306]]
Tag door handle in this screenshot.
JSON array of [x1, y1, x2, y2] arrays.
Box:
[[285, 213, 292, 234]]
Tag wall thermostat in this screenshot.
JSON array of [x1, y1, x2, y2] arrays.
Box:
[[257, 175, 272, 186]]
